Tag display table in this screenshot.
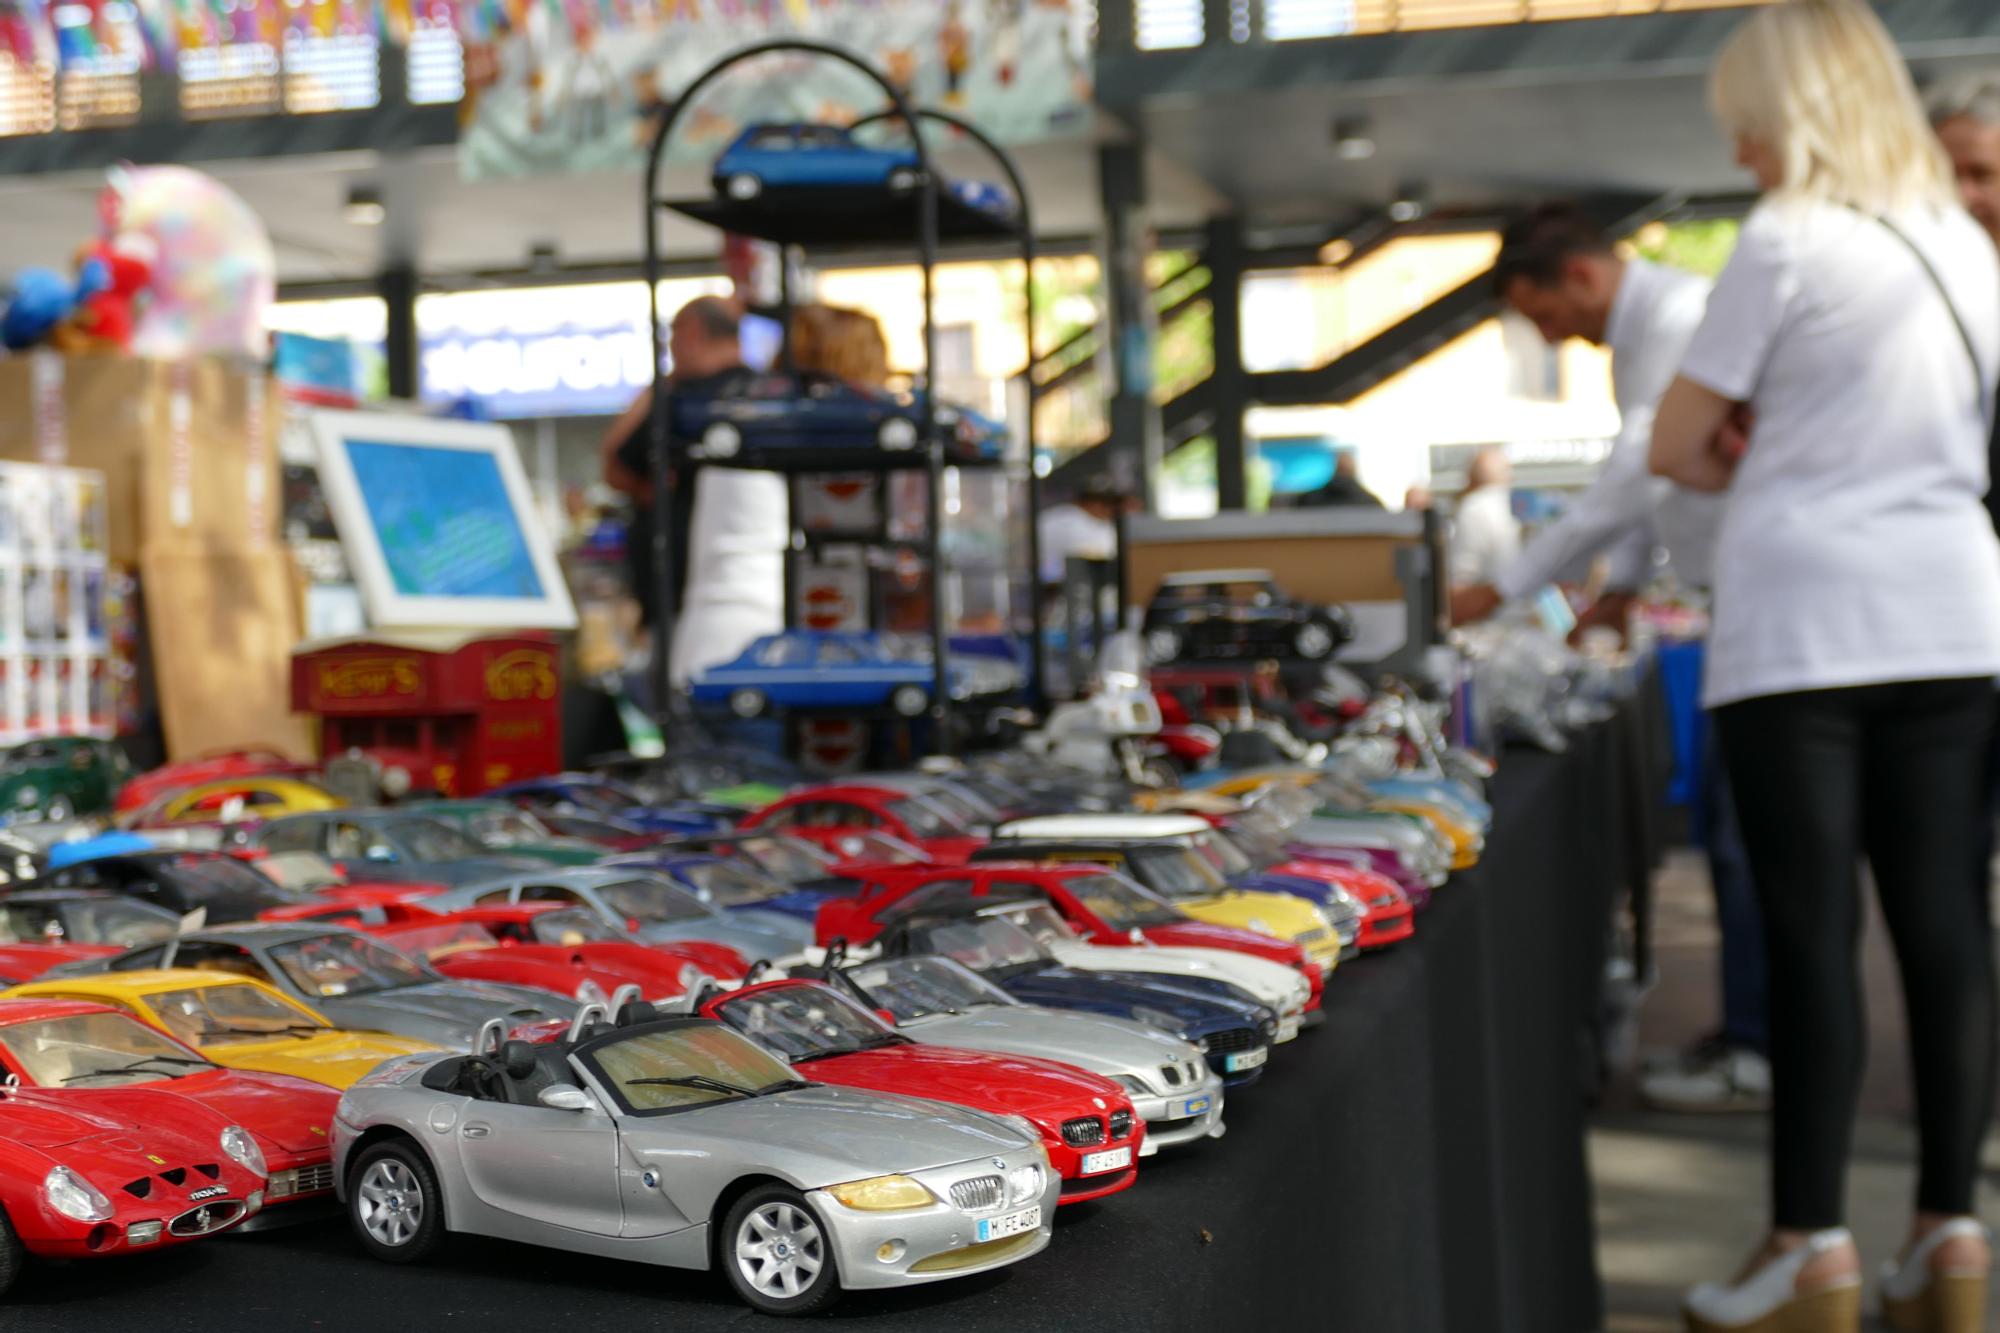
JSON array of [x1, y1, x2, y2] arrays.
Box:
[[34, 697, 1665, 1333]]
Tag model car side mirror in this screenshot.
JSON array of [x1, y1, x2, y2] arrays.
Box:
[[874, 1009, 899, 1028], [538, 1084, 595, 1113]]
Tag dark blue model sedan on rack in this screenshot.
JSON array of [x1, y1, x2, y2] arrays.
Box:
[[671, 371, 1007, 465], [688, 630, 1016, 720]]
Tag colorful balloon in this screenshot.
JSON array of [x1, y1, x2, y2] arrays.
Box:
[[103, 164, 275, 361]]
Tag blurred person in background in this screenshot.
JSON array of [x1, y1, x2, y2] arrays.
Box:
[[1298, 450, 1384, 508], [1651, 3, 2000, 1326], [1446, 447, 1520, 589], [601, 294, 785, 687], [1037, 473, 1126, 586], [791, 303, 892, 388], [1457, 202, 1762, 1116]]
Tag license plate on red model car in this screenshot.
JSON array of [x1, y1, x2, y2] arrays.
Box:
[[976, 1206, 1040, 1242], [1224, 1048, 1267, 1073], [1170, 1096, 1211, 1118], [1080, 1146, 1132, 1175]]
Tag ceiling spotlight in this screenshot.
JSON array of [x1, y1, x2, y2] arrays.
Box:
[[1317, 237, 1355, 266], [343, 185, 385, 227], [1388, 183, 1426, 224], [1332, 116, 1376, 161]]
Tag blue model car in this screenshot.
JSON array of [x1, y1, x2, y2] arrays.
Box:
[[489, 774, 734, 837], [869, 899, 1279, 1088], [671, 371, 1007, 465], [710, 122, 924, 201], [604, 851, 819, 948], [628, 834, 857, 925], [688, 630, 1015, 720]]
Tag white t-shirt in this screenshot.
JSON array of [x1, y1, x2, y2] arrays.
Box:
[[1678, 196, 2000, 708], [1448, 484, 1520, 587], [669, 468, 787, 686], [1037, 504, 1116, 583]]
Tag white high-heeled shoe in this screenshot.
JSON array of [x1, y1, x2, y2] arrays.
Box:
[[1881, 1217, 1989, 1333], [1682, 1229, 1860, 1333]]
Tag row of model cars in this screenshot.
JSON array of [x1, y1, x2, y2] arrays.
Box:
[[0, 691, 1488, 1313]]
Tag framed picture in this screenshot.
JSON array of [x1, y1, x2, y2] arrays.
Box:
[[305, 410, 576, 631]]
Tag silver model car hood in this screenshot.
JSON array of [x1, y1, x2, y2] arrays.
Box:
[[638, 921, 804, 966], [904, 1005, 1198, 1077], [319, 981, 575, 1046], [630, 1084, 1031, 1184]]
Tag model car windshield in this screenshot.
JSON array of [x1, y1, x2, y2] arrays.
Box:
[[0, 1010, 212, 1086], [530, 908, 623, 945], [266, 933, 432, 998], [910, 916, 1049, 973], [0, 897, 177, 946], [581, 1024, 801, 1113], [715, 986, 899, 1062], [1132, 846, 1230, 899], [381, 819, 487, 863], [849, 956, 1014, 1020], [166, 856, 304, 912], [252, 851, 346, 892], [995, 903, 1084, 948], [886, 797, 962, 839], [378, 921, 502, 961], [737, 836, 832, 883], [1065, 873, 1184, 930], [464, 809, 553, 845], [598, 877, 712, 925], [146, 983, 326, 1046], [1191, 831, 1256, 877], [835, 832, 925, 864], [912, 787, 994, 829], [677, 860, 791, 908]]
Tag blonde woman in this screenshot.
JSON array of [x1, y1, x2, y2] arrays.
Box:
[[1651, 2, 2000, 1330]]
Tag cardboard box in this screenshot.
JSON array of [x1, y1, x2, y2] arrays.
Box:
[[0, 353, 278, 562]]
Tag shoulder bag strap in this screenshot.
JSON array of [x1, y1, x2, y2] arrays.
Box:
[[1875, 214, 1993, 429]]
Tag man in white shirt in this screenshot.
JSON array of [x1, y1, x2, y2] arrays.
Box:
[[1037, 473, 1126, 585], [1447, 448, 1520, 588], [1458, 203, 1763, 1114]]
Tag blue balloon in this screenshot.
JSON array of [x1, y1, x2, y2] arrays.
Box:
[[1, 267, 81, 351]]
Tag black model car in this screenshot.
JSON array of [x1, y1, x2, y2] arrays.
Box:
[[32, 851, 308, 923], [1141, 569, 1354, 665]]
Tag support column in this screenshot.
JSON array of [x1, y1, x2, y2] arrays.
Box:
[[378, 261, 419, 401], [1097, 140, 1161, 507], [1205, 215, 1249, 510]]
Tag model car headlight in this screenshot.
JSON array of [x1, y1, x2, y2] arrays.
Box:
[[1110, 1074, 1153, 1095], [1129, 1006, 1181, 1033], [1006, 1164, 1044, 1206], [1246, 918, 1271, 934], [825, 1175, 936, 1212], [1195, 1037, 1212, 1054], [994, 1114, 1051, 1164], [220, 1125, 267, 1177], [44, 1165, 113, 1223]]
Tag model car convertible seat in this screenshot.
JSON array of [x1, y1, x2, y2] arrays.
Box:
[[615, 1000, 660, 1027], [499, 1040, 566, 1106]]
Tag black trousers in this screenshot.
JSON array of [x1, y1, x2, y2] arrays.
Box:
[[1716, 677, 1997, 1231]]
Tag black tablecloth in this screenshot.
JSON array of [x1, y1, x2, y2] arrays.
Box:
[[20, 702, 1662, 1333]]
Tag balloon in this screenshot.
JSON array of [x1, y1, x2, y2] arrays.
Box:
[[1, 268, 82, 352], [103, 165, 275, 361]]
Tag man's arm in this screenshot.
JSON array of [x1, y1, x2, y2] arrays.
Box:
[[602, 387, 653, 500]]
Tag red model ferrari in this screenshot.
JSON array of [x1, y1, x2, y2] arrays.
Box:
[[0, 998, 337, 1220], [0, 943, 120, 986], [815, 862, 1326, 1010], [363, 901, 749, 1002], [739, 784, 986, 863], [113, 748, 313, 816], [698, 979, 1144, 1205]]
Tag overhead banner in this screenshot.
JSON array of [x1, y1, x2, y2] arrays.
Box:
[[455, 0, 1094, 181]]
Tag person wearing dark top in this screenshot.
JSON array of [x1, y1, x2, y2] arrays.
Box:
[[601, 295, 751, 628], [1296, 451, 1385, 508]]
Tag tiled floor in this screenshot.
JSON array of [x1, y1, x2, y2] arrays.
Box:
[[1593, 851, 2000, 1331]]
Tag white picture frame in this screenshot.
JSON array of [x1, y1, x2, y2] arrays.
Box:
[[306, 409, 577, 631]]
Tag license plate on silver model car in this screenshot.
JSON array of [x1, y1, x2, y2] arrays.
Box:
[[1080, 1146, 1132, 1175], [976, 1206, 1040, 1242], [1171, 1096, 1211, 1118], [1277, 1016, 1301, 1042], [1224, 1048, 1267, 1073]]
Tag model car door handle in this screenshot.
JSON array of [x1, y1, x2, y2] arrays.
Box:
[[462, 1124, 491, 1139]]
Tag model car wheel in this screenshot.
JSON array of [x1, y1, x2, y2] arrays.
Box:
[[728, 688, 767, 719], [722, 1185, 840, 1316], [0, 1207, 23, 1298], [725, 173, 763, 201], [1293, 620, 1336, 660], [885, 167, 920, 193], [701, 423, 742, 460], [877, 417, 919, 451], [890, 684, 928, 718], [349, 1141, 445, 1264], [42, 796, 70, 822], [1145, 626, 1184, 665]]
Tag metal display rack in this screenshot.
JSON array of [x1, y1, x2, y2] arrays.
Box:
[[639, 39, 1043, 760]]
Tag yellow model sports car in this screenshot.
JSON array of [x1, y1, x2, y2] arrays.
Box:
[[136, 777, 346, 829], [1, 970, 436, 1088], [1194, 768, 1480, 870]]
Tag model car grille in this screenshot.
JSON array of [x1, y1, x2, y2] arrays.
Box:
[[1205, 1027, 1260, 1055], [1158, 1058, 1204, 1090], [1294, 928, 1331, 945], [1060, 1116, 1105, 1148], [268, 1161, 336, 1199], [124, 1164, 219, 1199], [948, 1175, 1005, 1212], [1109, 1109, 1133, 1140], [168, 1200, 245, 1237]]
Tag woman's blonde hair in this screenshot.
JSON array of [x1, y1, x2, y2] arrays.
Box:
[[1710, 0, 1953, 213], [789, 304, 891, 389]]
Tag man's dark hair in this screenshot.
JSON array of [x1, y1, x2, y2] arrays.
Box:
[[675, 294, 741, 343], [1492, 202, 1615, 296]]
